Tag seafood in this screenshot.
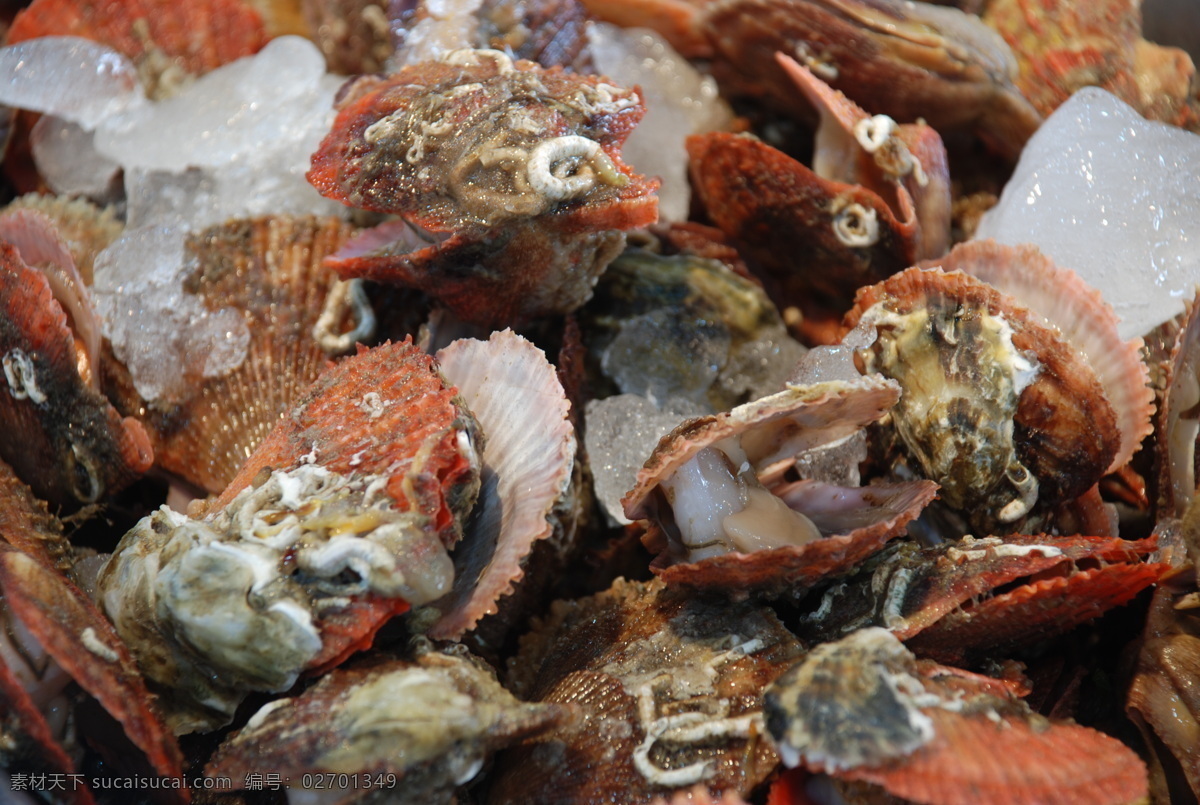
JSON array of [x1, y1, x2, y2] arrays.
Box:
[[490, 577, 804, 803], [0, 1, 1190, 803], [0, 220, 152, 508], [308, 48, 658, 326], [206, 649, 568, 803], [765, 628, 1149, 805], [843, 264, 1128, 529], [97, 340, 481, 732]]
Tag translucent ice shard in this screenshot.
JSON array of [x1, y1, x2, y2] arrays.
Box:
[[976, 87, 1200, 340], [0, 37, 144, 128], [587, 23, 733, 222]]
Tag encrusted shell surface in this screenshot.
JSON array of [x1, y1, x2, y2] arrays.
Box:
[[765, 628, 1149, 805], [0, 450, 71, 576], [205, 651, 568, 803], [918, 238, 1153, 476], [308, 51, 657, 233], [491, 577, 804, 804], [429, 330, 576, 640], [797, 534, 1163, 663], [844, 266, 1119, 526], [687, 131, 918, 312], [141, 215, 358, 494], [212, 338, 481, 547], [700, 0, 1042, 158]]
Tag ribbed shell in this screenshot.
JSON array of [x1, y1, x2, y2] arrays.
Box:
[[922, 239, 1153, 475], [429, 330, 575, 640], [144, 215, 355, 494], [0, 543, 186, 799]]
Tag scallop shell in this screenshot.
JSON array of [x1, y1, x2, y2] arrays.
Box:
[[7, 0, 269, 99], [491, 577, 804, 804], [687, 131, 919, 312], [141, 215, 357, 495], [1158, 292, 1200, 520], [796, 534, 1162, 663], [0, 239, 152, 508], [700, 0, 1042, 159], [307, 52, 657, 233], [918, 238, 1153, 477], [428, 330, 576, 640], [0, 456, 72, 576], [844, 266, 1119, 524], [1, 193, 122, 285], [205, 651, 568, 802], [0, 543, 186, 800], [765, 628, 1148, 805], [212, 338, 481, 547]]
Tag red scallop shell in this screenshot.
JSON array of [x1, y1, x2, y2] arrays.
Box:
[[0, 542, 186, 802], [919, 238, 1153, 476], [212, 338, 478, 550], [0, 241, 153, 507], [687, 131, 919, 312]]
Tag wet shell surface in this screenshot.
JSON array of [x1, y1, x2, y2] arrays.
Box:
[[98, 340, 482, 733], [0, 238, 152, 508], [205, 650, 568, 803], [308, 49, 657, 233], [765, 627, 1149, 805], [428, 329, 576, 640], [918, 238, 1153, 477], [491, 577, 804, 804], [844, 266, 1119, 526], [0, 542, 186, 800], [140, 215, 359, 494]]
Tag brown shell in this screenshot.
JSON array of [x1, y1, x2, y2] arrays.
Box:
[[491, 577, 804, 804], [687, 131, 918, 312], [326, 218, 627, 329], [6, 0, 269, 99], [919, 238, 1153, 476], [141, 215, 356, 494], [0, 241, 153, 508], [301, 0, 393, 75], [0, 542, 186, 800], [211, 338, 480, 549], [307, 55, 657, 233], [797, 534, 1158, 646], [844, 266, 1119, 517], [205, 651, 568, 799], [700, 0, 1042, 159], [1159, 292, 1200, 519], [0, 456, 72, 575]]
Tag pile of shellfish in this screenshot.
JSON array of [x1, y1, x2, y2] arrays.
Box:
[[0, 0, 1199, 803]]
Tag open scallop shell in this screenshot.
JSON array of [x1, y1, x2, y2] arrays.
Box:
[[428, 329, 576, 640]]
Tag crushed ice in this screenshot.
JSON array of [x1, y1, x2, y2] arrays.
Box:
[[0, 35, 346, 402], [977, 87, 1200, 341]]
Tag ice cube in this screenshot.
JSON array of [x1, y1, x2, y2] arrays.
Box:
[[587, 23, 733, 222], [585, 394, 707, 525], [976, 87, 1200, 340], [0, 37, 144, 128], [30, 116, 121, 199]]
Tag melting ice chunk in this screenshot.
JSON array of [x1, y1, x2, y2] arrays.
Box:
[[0, 37, 144, 129], [587, 23, 733, 222], [976, 87, 1200, 341], [585, 394, 707, 525]]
